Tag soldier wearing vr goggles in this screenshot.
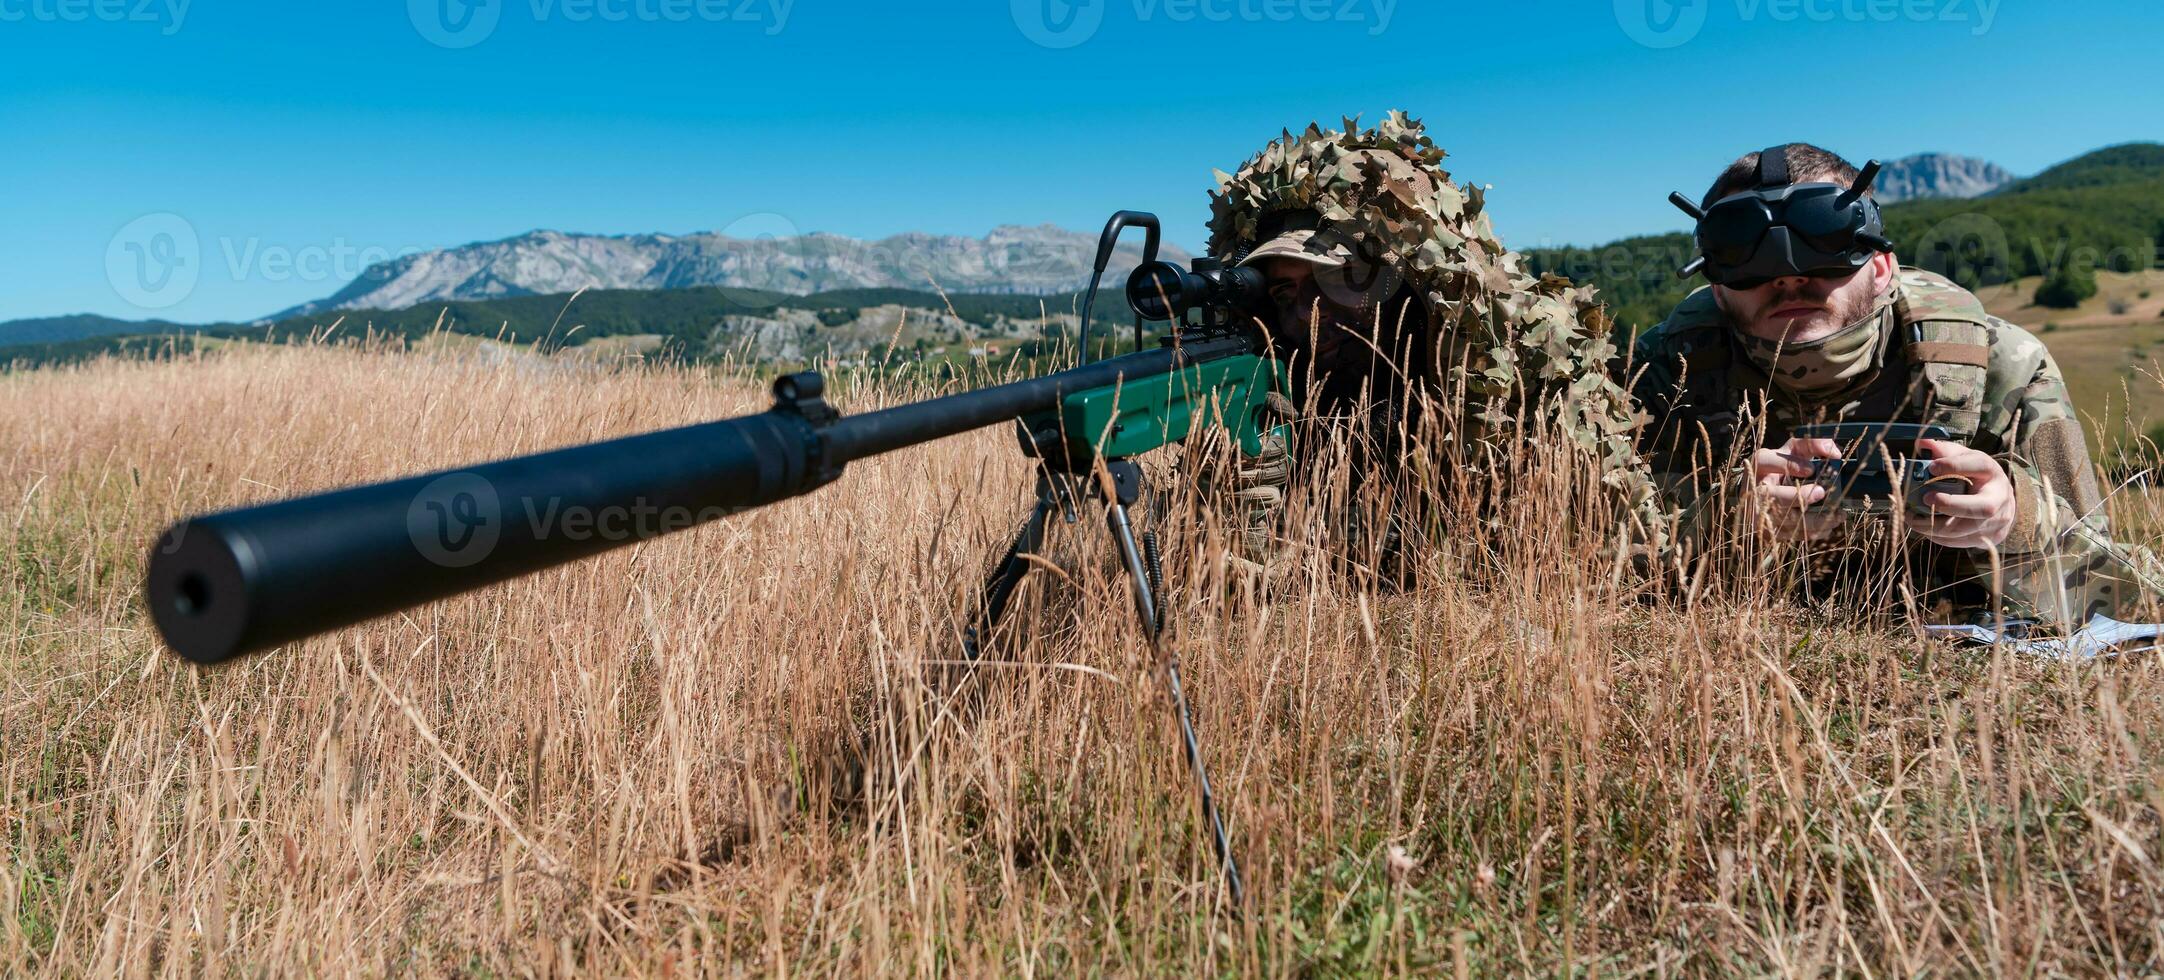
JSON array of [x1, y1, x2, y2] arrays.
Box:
[[1631, 142, 2162, 628]]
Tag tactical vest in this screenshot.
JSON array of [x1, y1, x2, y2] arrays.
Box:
[[1651, 268, 1994, 460]]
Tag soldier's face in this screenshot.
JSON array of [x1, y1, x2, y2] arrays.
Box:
[[1716, 252, 1896, 344], [1261, 257, 1365, 371]]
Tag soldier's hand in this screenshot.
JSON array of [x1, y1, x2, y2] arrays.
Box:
[[1910, 439, 2016, 549], [1748, 437, 1841, 542]]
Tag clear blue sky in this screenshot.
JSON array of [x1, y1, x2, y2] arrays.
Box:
[[0, 0, 2153, 323]]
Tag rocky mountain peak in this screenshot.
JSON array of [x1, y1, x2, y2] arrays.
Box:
[[277, 225, 1191, 320], [1872, 153, 2016, 203]]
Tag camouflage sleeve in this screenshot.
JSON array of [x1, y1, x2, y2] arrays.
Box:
[[1992, 339, 2108, 554], [1615, 321, 1733, 559], [1982, 333, 2164, 623], [1626, 327, 1677, 421], [1626, 324, 1690, 478]]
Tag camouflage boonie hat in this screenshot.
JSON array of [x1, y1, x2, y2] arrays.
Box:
[[1203, 111, 1673, 557], [1236, 211, 1350, 269], [1207, 112, 1638, 440], [1238, 210, 1409, 311], [1211, 117, 1450, 316]]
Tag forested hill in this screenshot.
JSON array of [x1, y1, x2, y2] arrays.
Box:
[[1526, 142, 2164, 334], [0, 314, 195, 347], [0, 285, 1138, 369]]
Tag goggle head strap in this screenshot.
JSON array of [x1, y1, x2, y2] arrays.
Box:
[[1756, 143, 1793, 188]]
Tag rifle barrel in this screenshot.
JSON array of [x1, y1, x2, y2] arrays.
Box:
[[147, 410, 832, 665], [145, 341, 1231, 666], [823, 346, 1180, 461]]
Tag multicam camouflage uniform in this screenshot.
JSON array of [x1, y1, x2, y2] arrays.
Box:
[[1191, 113, 1666, 576], [1632, 266, 2164, 627]]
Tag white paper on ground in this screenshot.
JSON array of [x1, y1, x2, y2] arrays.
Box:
[[1925, 614, 2164, 660]]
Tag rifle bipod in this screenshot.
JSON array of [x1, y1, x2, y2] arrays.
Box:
[[961, 459, 1246, 908]]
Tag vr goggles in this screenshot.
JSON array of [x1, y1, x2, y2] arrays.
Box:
[[1670, 144, 1895, 290]]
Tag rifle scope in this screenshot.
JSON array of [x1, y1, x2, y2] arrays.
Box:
[[1125, 258, 1269, 324]]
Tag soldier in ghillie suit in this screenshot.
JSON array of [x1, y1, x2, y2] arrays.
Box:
[[1631, 141, 2164, 629], [1187, 112, 1665, 580]]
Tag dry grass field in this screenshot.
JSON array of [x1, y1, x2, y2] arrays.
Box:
[[1980, 269, 2164, 452], [8, 340, 2164, 975]]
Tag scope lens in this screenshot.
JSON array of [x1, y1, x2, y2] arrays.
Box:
[[1211, 264, 1271, 316], [1126, 262, 1190, 321]]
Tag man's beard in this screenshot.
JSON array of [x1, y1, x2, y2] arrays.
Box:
[[1274, 286, 1428, 384], [1755, 282, 1879, 341], [1278, 306, 1367, 372]]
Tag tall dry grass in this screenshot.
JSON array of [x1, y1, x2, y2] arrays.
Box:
[[5, 338, 2164, 975]]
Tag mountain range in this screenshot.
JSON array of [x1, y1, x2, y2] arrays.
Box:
[[274, 153, 2007, 319], [274, 224, 1191, 321], [8, 144, 2159, 361]]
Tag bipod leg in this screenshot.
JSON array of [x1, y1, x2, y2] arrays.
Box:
[[1098, 459, 1246, 908], [963, 471, 1078, 662]]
